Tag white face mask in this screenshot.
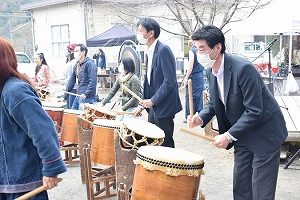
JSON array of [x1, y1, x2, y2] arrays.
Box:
[[137, 33, 149, 45], [74, 52, 81, 60], [197, 48, 218, 68]]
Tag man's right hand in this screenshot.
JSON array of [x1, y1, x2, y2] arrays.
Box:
[[187, 112, 202, 128]]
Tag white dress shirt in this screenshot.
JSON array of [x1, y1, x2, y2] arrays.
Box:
[[146, 39, 158, 85]]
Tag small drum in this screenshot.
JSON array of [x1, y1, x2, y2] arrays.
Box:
[[61, 109, 82, 143], [120, 119, 165, 149], [42, 101, 65, 128], [36, 86, 51, 101], [91, 119, 123, 166], [132, 146, 204, 200], [81, 104, 116, 123]]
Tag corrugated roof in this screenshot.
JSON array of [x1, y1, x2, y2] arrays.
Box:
[[20, 0, 76, 11]]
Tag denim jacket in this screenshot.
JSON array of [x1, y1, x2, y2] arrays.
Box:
[[0, 77, 66, 193]]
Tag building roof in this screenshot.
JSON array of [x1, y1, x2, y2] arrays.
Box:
[[20, 0, 76, 11]]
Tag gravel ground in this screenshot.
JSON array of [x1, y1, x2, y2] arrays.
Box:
[[47, 87, 300, 200]]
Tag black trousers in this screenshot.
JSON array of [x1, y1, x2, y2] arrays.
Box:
[[233, 141, 280, 200], [148, 108, 175, 148]]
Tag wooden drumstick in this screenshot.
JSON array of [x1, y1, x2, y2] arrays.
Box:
[[111, 110, 135, 115], [121, 85, 143, 102], [188, 79, 194, 117], [15, 178, 63, 200], [63, 91, 81, 97], [179, 127, 215, 142]]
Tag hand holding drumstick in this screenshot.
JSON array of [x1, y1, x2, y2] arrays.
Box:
[[15, 177, 63, 200], [186, 115, 231, 149]]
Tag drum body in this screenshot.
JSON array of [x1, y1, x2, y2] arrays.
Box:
[[42, 101, 65, 128], [61, 109, 82, 143], [120, 119, 165, 149], [132, 146, 204, 200], [82, 104, 116, 123], [91, 119, 123, 166]]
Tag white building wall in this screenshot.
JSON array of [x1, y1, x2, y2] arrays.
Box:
[[32, 2, 85, 76]]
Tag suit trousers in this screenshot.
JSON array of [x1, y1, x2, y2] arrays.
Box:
[[233, 140, 280, 200], [148, 108, 175, 148]]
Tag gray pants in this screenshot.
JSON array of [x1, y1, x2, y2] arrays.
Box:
[[233, 141, 280, 200]]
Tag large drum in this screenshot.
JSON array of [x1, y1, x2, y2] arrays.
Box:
[[42, 101, 65, 129], [90, 119, 123, 166], [120, 119, 165, 149], [61, 109, 82, 144], [131, 146, 204, 200], [81, 104, 116, 123]]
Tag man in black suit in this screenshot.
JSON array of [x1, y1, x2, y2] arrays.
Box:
[[134, 18, 182, 148], [188, 25, 287, 200]]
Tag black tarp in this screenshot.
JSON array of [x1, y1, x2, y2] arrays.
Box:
[[86, 24, 137, 47]]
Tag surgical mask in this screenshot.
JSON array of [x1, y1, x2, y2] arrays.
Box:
[[119, 64, 125, 75], [74, 52, 81, 60], [197, 48, 218, 68], [137, 33, 149, 45], [119, 68, 124, 75]]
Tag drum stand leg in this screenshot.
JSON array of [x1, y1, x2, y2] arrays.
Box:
[[60, 143, 80, 165], [118, 183, 129, 200], [115, 136, 137, 200], [83, 144, 117, 199], [77, 116, 93, 184]]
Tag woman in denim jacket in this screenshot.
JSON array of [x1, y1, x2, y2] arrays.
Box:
[[0, 37, 66, 199]]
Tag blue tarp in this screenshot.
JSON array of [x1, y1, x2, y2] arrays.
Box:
[[86, 24, 137, 47]]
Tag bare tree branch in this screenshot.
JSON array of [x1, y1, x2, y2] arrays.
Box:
[[93, 0, 272, 37]]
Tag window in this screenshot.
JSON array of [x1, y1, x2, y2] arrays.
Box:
[[51, 24, 70, 58], [243, 42, 265, 52]]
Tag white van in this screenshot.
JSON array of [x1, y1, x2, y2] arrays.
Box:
[[16, 52, 36, 79]]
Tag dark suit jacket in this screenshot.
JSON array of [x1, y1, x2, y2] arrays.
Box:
[[143, 40, 182, 118], [199, 53, 287, 156]]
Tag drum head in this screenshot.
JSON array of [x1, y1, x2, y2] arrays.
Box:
[[64, 109, 82, 115], [94, 119, 123, 128], [123, 119, 164, 139], [135, 146, 204, 177], [42, 101, 65, 107], [137, 146, 204, 165], [85, 104, 116, 116], [42, 101, 65, 111]]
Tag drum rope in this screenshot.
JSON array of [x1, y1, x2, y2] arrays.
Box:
[[81, 106, 116, 123], [119, 126, 163, 149]]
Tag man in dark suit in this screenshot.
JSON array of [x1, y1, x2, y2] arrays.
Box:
[[134, 18, 182, 148], [188, 25, 287, 200]]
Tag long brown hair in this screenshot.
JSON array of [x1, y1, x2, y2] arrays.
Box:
[[0, 37, 33, 92]]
